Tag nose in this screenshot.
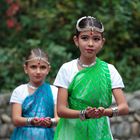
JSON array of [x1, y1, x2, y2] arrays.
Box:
[[88, 39, 93, 47], [36, 68, 41, 73]]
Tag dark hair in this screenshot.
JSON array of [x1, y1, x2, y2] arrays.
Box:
[[75, 16, 104, 37]]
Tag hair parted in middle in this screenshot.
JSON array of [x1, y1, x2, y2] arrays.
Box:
[[75, 16, 104, 36], [24, 48, 50, 68]]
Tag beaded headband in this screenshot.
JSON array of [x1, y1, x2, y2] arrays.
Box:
[[76, 16, 104, 33], [25, 48, 50, 67], [25, 57, 50, 65]]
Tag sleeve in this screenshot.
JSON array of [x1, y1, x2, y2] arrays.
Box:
[[10, 88, 23, 104], [108, 64, 125, 89], [50, 85, 58, 104], [53, 64, 70, 89]]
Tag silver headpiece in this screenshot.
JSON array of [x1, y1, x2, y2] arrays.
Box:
[[25, 57, 50, 65], [25, 49, 50, 66], [76, 16, 104, 33]]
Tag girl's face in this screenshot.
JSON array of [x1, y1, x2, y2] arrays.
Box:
[[24, 59, 50, 86], [74, 31, 105, 59]]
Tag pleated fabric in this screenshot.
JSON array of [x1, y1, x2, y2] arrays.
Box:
[[54, 58, 113, 140], [11, 83, 54, 140]]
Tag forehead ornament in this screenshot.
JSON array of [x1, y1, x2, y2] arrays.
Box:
[[26, 57, 50, 65], [76, 16, 104, 33], [90, 30, 93, 35]]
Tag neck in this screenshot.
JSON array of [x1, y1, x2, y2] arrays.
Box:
[[27, 82, 42, 90], [78, 58, 96, 68]]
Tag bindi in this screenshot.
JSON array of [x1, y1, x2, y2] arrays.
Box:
[[90, 28, 94, 35], [37, 58, 41, 65], [90, 31, 93, 35], [37, 60, 40, 66]]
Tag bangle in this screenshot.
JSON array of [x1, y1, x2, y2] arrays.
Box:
[[79, 110, 86, 120], [50, 118, 57, 127], [110, 107, 119, 117], [26, 117, 33, 126]]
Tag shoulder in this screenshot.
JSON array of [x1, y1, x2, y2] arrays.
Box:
[[98, 59, 116, 72], [107, 63, 117, 72], [98, 58, 125, 89], [50, 85, 58, 95], [107, 63, 125, 89], [60, 59, 77, 71], [55, 59, 78, 80], [107, 63, 120, 76], [99, 58, 118, 73], [10, 84, 28, 104], [54, 59, 78, 88], [50, 85, 58, 104], [15, 84, 27, 90], [58, 59, 78, 78], [13, 84, 27, 93]]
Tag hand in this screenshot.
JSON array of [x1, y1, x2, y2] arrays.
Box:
[[31, 117, 52, 127], [97, 107, 105, 118], [85, 107, 96, 118], [42, 117, 52, 127], [85, 107, 105, 118]]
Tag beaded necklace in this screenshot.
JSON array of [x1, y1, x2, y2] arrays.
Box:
[[77, 58, 96, 68], [27, 83, 38, 90]]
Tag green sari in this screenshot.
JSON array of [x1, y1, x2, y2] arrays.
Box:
[[54, 58, 113, 140]]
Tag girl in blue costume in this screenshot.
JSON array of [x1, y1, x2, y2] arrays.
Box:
[[54, 16, 129, 140], [10, 48, 59, 140]]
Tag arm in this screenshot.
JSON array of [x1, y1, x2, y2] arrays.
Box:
[[57, 87, 129, 119], [11, 86, 54, 127], [85, 88, 129, 118], [11, 103, 27, 126], [11, 103, 54, 127], [42, 104, 59, 128], [104, 88, 129, 117], [103, 65, 129, 117], [112, 88, 129, 115], [54, 105, 59, 122], [57, 87, 80, 118]]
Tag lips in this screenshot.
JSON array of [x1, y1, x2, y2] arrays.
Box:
[[34, 75, 42, 79], [85, 48, 95, 53]]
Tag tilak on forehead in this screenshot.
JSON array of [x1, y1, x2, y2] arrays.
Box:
[[25, 49, 50, 66], [90, 17, 95, 35]]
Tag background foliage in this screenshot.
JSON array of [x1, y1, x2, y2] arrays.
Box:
[[0, 0, 140, 93]]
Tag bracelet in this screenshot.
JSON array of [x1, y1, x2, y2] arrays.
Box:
[[111, 107, 119, 117], [50, 118, 57, 127], [26, 117, 33, 126], [79, 110, 86, 120]]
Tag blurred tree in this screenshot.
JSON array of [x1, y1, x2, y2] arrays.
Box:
[[0, 0, 140, 92]]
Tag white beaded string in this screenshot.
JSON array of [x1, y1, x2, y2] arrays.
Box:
[[77, 58, 96, 68]]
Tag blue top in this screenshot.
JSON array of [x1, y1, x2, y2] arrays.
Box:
[[11, 83, 54, 140]]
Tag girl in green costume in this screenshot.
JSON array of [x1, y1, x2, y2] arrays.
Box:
[[54, 16, 129, 140]]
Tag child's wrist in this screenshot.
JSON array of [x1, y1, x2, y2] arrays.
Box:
[[26, 117, 34, 126], [103, 108, 113, 117], [49, 118, 57, 127]]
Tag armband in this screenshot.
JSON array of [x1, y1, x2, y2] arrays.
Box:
[[26, 117, 33, 126], [110, 107, 119, 117], [50, 118, 57, 127], [79, 110, 86, 120]]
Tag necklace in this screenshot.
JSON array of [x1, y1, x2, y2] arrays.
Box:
[[27, 83, 38, 90], [77, 58, 96, 68]]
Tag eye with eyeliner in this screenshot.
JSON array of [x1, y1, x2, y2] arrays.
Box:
[[80, 35, 89, 41], [40, 65, 47, 70], [30, 65, 37, 69], [92, 36, 101, 41], [80, 34, 102, 42]]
